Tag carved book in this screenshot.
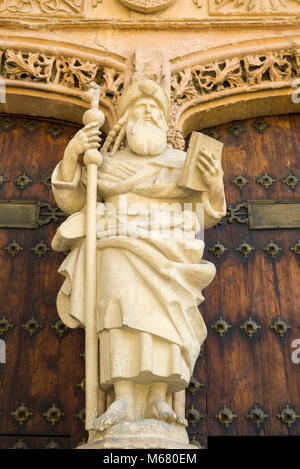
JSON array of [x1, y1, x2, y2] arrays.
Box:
[[180, 131, 223, 191]]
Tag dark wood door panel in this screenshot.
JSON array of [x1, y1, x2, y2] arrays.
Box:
[[1, 113, 299, 448], [0, 115, 86, 449], [0, 434, 71, 449], [186, 114, 300, 442]]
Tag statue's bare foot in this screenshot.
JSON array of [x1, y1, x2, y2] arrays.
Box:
[[175, 414, 188, 427], [146, 398, 181, 424], [93, 398, 127, 432]]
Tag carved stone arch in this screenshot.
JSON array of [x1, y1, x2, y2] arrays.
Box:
[[0, 37, 130, 133], [169, 36, 300, 144], [179, 90, 300, 138]]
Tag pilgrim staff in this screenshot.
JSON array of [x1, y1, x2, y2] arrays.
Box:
[[81, 82, 105, 430]]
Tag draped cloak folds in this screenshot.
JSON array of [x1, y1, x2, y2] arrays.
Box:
[[51, 147, 226, 391]]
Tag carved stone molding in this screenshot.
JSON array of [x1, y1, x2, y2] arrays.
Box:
[[0, 0, 85, 16], [0, 0, 300, 28], [170, 46, 300, 146], [171, 49, 300, 105], [2, 40, 300, 148], [0, 44, 127, 126], [118, 0, 176, 13], [210, 0, 300, 15], [0, 0, 298, 23], [2, 49, 124, 99]]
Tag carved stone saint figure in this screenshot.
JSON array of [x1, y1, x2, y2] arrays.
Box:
[[51, 79, 226, 448]]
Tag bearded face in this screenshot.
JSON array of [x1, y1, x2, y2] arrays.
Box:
[[126, 98, 168, 156]]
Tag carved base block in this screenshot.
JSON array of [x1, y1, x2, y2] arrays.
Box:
[[77, 419, 198, 450]]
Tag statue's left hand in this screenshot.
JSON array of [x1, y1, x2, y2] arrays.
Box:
[[196, 148, 223, 191]]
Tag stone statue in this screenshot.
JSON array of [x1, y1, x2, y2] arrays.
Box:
[[51, 79, 226, 449]]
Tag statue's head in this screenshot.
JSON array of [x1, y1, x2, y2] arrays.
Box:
[[102, 79, 170, 157], [125, 96, 168, 156]]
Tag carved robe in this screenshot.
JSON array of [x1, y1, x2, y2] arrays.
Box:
[[51, 147, 226, 393]]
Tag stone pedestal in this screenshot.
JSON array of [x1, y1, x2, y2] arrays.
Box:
[[77, 419, 198, 449]]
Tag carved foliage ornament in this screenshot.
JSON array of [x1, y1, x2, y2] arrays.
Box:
[[2, 47, 300, 153], [172, 51, 299, 106], [118, 0, 176, 13], [171, 49, 300, 149], [3, 50, 98, 89], [1, 49, 125, 107], [210, 0, 300, 14], [0, 0, 84, 15]]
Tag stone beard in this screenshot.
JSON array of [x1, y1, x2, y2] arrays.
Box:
[[126, 112, 167, 156], [51, 79, 226, 448]]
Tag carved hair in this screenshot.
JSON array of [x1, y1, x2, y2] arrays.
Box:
[[102, 110, 130, 157]]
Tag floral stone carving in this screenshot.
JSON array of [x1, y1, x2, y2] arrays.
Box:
[[1, 49, 125, 108], [170, 49, 300, 148], [209, 0, 300, 15], [0, 0, 84, 16]]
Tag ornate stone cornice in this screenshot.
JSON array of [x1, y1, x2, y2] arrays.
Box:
[[0, 0, 300, 22], [0, 18, 300, 29], [1, 40, 300, 148], [171, 50, 300, 106], [0, 0, 85, 16], [0, 0, 300, 28], [210, 0, 300, 15], [0, 42, 128, 126], [0, 38, 127, 69]]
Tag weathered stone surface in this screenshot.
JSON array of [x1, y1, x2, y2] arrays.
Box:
[[51, 78, 226, 447], [77, 419, 197, 449]]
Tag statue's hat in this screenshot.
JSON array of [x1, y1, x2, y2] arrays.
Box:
[[117, 79, 170, 122]]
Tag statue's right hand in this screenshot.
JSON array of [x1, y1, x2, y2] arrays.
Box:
[[65, 122, 101, 162]]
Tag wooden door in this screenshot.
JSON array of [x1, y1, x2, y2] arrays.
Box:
[[0, 114, 87, 449], [186, 114, 300, 448], [1, 112, 299, 450]]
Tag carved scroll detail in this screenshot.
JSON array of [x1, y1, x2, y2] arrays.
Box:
[[170, 49, 300, 148], [172, 50, 299, 104], [167, 104, 185, 150], [192, 58, 244, 94], [1, 46, 300, 150], [99, 67, 125, 104], [4, 50, 55, 83], [0, 0, 84, 15], [293, 49, 300, 76], [210, 0, 300, 14], [54, 57, 98, 89], [244, 52, 293, 85], [1, 49, 125, 105]]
